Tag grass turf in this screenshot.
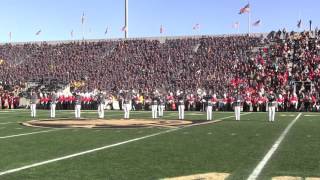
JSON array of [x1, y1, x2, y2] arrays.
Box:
[[0, 110, 319, 179]]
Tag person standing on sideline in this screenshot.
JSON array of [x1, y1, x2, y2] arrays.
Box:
[[268, 91, 277, 122], [158, 94, 166, 117], [50, 91, 58, 118], [74, 92, 82, 119], [207, 96, 213, 120], [30, 90, 38, 118], [178, 93, 185, 120], [123, 92, 131, 119], [151, 93, 159, 119], [96, 91, 106, 119], [234, 91, 242, 121]]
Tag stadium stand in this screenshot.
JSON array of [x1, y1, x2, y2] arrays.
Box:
[[0, 30, 319, 111]]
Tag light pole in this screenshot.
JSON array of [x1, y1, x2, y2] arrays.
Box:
[[125, 0, 128, 38]]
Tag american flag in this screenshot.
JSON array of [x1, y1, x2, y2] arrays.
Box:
[[105, 27, 109, 35], [35, 30, 41, 36], [122, 25, 127, 32], [81, 12, 85, 25], [193, 23, 200, 30], [252, 20, 261, 26], [297, 19, 302, 28], [160, 25, 164, 34], [239, 3, 250, 14]]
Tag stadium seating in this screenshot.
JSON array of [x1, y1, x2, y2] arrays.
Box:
[[0, 30, 319, 111]]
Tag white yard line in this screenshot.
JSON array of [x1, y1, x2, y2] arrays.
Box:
[[0, 129, 61, 139], [0, 122, 19, 125], [246, 113, 302, 180], [304, 114, 320, 117], [0, 113, 252, 176]]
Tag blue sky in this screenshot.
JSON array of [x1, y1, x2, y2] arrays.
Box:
[[0, 0, 319, 42]]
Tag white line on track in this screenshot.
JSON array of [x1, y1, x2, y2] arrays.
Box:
[[0, 113, 251, 176], [246, 113, 302, 180], [0, 129, 61, 139]]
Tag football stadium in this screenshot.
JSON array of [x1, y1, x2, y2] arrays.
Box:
[[0, 0, 320, 179]]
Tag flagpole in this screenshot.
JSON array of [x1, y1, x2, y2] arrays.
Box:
[[82, 12, 85, 40], [125, 0, 128, 38], [82, 23, 84, 40], [9, 33, 11, 43], [248, 2, 251, 36]]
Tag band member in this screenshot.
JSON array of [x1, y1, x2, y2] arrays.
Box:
[[212, 93, 218, 111], [290, 93, 298, 111], [207, 97, 213, 121], [158, 95, 165, 117], [50, 91, 58, 118], [234, 92, 242, 121], [316, 98, 320, 112], [96, 92, 106, 119], [74, 93, 82, 119], [167, 92, 174, 111], [257, 94, 266, 112], [123, 92, 131, 119], [303, 93, 311, 112], [178, 93, 185, 120], [151, 94, 158, 119], [222, 93, 228, 111], [43, 93, 49, 110], [277, 94, 284, 112], [244, 93, 252, 112], [268, 91, 277, 122], [30, 91, 38, 118], [187, 94, 195, 111], [311, 94, 317, 111]]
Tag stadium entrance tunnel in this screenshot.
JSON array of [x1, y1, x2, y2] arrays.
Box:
[[22, 118, 209, 129]]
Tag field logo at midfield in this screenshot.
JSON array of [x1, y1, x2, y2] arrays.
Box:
[[22, 119, 210, 129]]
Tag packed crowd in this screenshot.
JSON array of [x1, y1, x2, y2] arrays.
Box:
[[0, 84, 21, 109], [0, 30, 320, 111]]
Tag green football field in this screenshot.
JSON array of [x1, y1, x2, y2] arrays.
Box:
[[0, 109, 319, 180]]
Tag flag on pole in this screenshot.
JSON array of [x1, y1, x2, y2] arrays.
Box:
[[70, 30, 74, 38], [232, 22, 240, 29], [239, 3, 250, 14], [252, 20, 261, 26], [297, 19, 302, 28], [122, 25, 127, 32], [35, 30, 41, 36], [160, 25, 164, 34], [193, 23, 200, 30], [105, 27, 109, 35], [81, 12, 85, 25]]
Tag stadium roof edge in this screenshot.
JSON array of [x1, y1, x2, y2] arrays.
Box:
[[0, 33, 267, 45]]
